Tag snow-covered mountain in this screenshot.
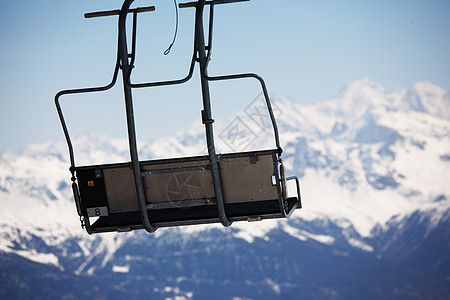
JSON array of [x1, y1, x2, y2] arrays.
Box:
[[1, 78, 449, 299]]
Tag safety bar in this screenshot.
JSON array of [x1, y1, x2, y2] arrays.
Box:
[[85, 5, 155, 18], [179, 0, 248, 8]]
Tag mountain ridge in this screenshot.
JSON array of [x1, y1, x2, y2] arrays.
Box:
[[1, 78, 449, 298], [1, 79, 449, 235]]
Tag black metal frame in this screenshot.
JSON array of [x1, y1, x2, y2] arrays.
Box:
[[55, 0, 300, 234]]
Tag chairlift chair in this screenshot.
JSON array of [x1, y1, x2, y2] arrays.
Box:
[[55, 0, 301, 234]]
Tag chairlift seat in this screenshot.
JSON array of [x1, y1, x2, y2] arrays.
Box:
[[74, 149, 300, 233], [56, 0, 302, 234]]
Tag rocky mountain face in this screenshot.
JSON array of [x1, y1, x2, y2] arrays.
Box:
[[0, 79, 449, 299]]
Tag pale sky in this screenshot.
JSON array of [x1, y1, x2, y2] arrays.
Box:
[[1, 0, 449, 153]]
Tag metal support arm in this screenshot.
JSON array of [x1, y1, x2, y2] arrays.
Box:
[[195, 0, 232, 227], [118, 0, 157, 233]]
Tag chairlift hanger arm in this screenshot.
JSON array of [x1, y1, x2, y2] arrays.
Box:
[[194, 0, 232, 227], [118, 0, 158, 233]]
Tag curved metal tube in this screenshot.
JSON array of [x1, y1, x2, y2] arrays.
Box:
[[125, 17, 197, 89], [205, 72, 282, 154], [126, 52, 197, 88], [54, 34, 121, 235], [118, 0, 157, 233], [55, 58, 121, 176], [195, 0, 232, 227]]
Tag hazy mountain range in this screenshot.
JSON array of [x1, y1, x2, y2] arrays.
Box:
[[0, 78, 449, 299]]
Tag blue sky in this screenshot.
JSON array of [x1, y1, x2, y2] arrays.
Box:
[[1, 0, 449, 153]]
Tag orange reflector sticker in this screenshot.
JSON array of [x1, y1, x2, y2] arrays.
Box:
[[87, 181, 94, 187]]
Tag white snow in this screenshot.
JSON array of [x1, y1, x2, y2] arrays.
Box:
[[14, 249, 63, 271], [231, 219, 280, 243], [112, 264, 130, 273], [283, 224, 335, 245]]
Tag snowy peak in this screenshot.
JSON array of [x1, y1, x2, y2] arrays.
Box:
[[294, 79, 450, 144], [317, 78, 388, 119], [311, 78, 449, 121], [338, 78, 387, 105], [390, 81, 450, 119]]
